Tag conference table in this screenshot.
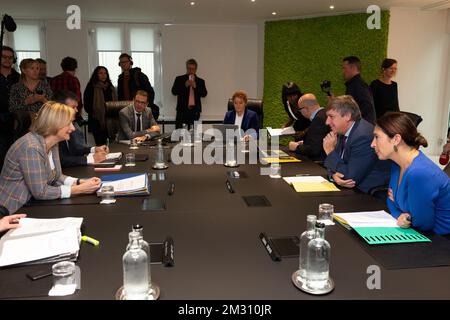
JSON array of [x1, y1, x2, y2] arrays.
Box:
[[1, 141, 450, 300]]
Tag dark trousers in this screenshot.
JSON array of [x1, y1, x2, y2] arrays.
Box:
[[89, 118, 108, 145], [175, 108, 200, 130]]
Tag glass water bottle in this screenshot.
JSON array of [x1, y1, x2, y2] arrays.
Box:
[[123, 231, 149, 300], [299, 215, 317, 281], [305, 222, 331, 290]]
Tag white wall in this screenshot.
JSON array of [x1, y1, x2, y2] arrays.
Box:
[[161, 24, 259, 121], [45, 20, 90, 93], [388, 7, 450, 156]]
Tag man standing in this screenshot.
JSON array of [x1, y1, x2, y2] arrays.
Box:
[[0, 46, 20, 169], [323, 95, 389, 193], [117, 53, 158, 119], [172, 59, 207, 129], [117, 90, 160, 142], [49, 57, 83, 115], [36, 58, 52, 83], [340, 56, 376, 124], [54, 91, 108, 168], [288, 93, 329, 161]]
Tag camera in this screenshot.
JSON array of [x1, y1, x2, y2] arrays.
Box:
[[320, 80, 332, 97]]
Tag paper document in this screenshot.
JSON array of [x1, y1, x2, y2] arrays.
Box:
[[106, 152, 122, 160], [267, 127, 296, 137], [291, 181, 340, 192], [0, 217, 82, 267], [260, 149, 290, 158], [283, 176, 328, 184], [7, 217, 83, 237], [100, 174, 147, 193], [334, 210, 399, 228], [261, 157, 301, 164]]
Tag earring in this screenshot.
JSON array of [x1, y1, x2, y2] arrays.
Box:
[[393, 145, 398, 152]]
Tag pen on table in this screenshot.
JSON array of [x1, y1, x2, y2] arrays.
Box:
[[81, 235, 100, 246]]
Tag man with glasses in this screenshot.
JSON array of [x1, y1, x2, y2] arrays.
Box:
[[0, 46, 20, 169], [117, 90, 160, 142], [288, 93, 329, 161]]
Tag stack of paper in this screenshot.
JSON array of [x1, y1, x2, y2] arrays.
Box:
[[98, 173, 150, 196], [334, 211, 431, 244], [260, 150, 301, 164], [266, 127, 296, 137], [0, 217, 83, 267], [283, 176, 340, 192]]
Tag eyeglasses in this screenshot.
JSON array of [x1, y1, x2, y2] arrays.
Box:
[[1, 55, 14, 60]]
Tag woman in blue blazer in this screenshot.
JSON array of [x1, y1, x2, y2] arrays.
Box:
[[223, 90, 259, 141], [371, 112, 450, 235]]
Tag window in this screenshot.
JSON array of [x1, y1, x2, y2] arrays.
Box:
[[12, 22, 44, 64], [91, 23, 160, 104]]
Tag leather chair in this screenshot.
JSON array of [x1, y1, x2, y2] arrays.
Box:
[[400, 111, 423, 128], [105, 101, 132, 140], [227, 98, 264, 129]]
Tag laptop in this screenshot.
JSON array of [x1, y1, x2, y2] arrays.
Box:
[[208, 124, 240, 146]]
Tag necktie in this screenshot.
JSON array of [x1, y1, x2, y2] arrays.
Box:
[[136, 113, 141, 132], [188, 85, 195, 109], [340, 136, 348, 159]]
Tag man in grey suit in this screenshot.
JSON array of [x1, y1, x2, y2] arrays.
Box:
[[117, 90, 161, 141]]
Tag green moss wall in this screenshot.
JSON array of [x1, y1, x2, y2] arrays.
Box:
[[263, 11, 390, 128]]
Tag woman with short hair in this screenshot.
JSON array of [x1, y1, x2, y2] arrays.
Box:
[[223, 90, 259, 141], [371, 112, 450, 235], [0, 101, 102, 214]]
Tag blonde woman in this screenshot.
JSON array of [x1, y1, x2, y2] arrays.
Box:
[[0, 101, 101, 214]]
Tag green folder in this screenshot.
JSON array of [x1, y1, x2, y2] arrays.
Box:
[[353, 227, 431, 245]]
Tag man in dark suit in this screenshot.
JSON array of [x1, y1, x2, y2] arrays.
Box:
[[55, 91, 108, 168], [339, 56, 376, 124], [171, 59, 207, 129], [117, 90, 160, 141], [288, 93, 329, 161], [323, 95, 390, 193]]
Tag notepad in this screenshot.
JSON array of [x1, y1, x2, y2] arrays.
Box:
[[291, 181, 340, 192], [334, 211, 431, 245], [266, 127, 296, 137], [98, 173, 150, 196]]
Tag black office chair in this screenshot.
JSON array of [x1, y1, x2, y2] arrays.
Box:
[[227, 98, 264, 129], [105, 100, 132, 140], [400, 111, 423, 128]]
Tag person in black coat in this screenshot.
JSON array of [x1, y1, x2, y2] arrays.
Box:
[[282, 82, 310, 139], [288, 94, 330, 161], [117, 53, 159, 120], [370, 58, 399, 119], [171, 59, 207, 129]]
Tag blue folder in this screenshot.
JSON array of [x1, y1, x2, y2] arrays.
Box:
[[99, 173, 150, 196]]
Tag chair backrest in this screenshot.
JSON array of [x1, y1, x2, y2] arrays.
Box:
[[227, 98, 264, 128], [400, 111, 423, 128], [105, 101, 132, 140], [12, 110, 33, 142]]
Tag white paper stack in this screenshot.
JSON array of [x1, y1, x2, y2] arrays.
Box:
[[0, 217, 83, 267]]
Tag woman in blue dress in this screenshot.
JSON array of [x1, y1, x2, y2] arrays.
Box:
[[371, 112, 450, 235]]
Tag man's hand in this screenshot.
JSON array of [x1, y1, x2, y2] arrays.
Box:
[[288, 141, 302, 151], [93, 152, 107, 163], [146, 125, 161, 133], [332, 172, 355, 188], [95, 145, 109, 154], [323, 132, 338, 155], [185, 79, 196, 88], [135, 136, 147, 143]]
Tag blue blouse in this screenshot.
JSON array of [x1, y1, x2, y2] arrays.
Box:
[[387, 151, 450, 235]]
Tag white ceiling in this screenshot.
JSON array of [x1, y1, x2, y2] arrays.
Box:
[[2, 0, 447, 23]]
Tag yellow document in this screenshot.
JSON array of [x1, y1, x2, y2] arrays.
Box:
[[291, 181, 340, 192], [261, 157, 301, 164]]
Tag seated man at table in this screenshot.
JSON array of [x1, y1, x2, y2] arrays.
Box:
[[323, 95, 390, 193], [288, 93, 329, 161], [117, 90, 160, 142], [54, 91, 109, 168]]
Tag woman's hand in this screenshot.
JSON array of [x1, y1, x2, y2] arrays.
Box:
[[71, 177, 102, 195], [397, 213, 412, 229]]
